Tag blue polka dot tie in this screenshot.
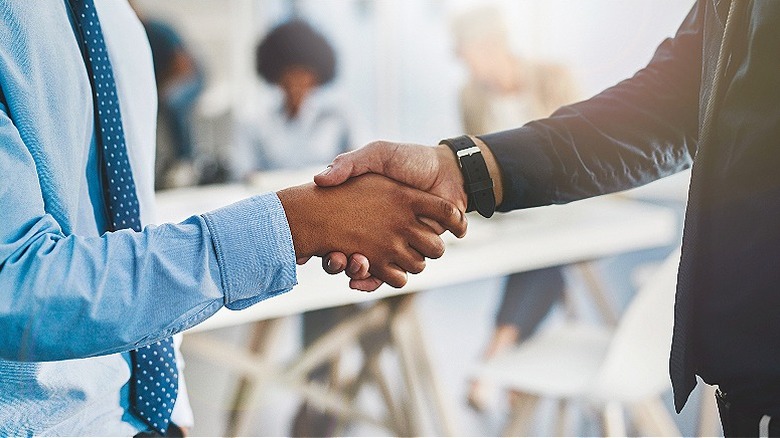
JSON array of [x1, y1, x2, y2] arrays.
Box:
[[68, 0, 178, 434]]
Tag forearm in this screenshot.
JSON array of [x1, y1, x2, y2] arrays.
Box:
[[0, 194, 296, 361], [432, 139, 505, 208], [477, 3, 702, 211]]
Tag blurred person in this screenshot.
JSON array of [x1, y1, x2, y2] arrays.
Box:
[[452, 6, 578, 411], [0, 2, 466, 435], [133, 3, 205, 189], [233, 20, 366, 437], [233, 20, 364, 179], [320, 1, 780, 435]]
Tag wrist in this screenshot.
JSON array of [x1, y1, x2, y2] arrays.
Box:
[[439, 135, 499, 217], [276, 184, 327, 259], [469, 136, 504, 207], [435, 144, 468, 211]]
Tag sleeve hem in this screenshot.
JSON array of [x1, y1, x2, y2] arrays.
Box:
[[201, 193, 297, 310], [478, 126, 556, 211]]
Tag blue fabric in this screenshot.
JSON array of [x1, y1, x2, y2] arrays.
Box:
[[0, 1, 297, 434], [69, 0, 178, 433]]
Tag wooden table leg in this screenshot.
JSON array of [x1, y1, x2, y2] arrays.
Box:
[[575, 262, 619, 326], [185, 295, 460, 437], [398, 295, 459, 436], [502, 392, 540, 437], [602, 401, 627, 437], [227, 319, 284, 436]]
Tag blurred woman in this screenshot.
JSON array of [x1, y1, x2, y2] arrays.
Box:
[[233, 20, 364, 437], [233, 20, 364, 179], [452, 6, 579, 411]]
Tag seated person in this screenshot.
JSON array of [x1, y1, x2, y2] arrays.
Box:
[[233, 20, 364, 436], [233, 20, 364, 179], [451, 6, 579, 410]]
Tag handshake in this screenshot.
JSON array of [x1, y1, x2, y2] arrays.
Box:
[[276, 138, 503, 291]]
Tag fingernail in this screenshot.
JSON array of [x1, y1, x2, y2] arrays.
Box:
[[348, 260, 360, 275], [326, 259, 333, 270], [317, 165, 332, 177]]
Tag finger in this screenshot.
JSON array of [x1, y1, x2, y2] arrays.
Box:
[[372, 263, 408, 289], [412, 193, 468, 238], [314, 153, 358, 187], [419, 217, 446, 235], [409, 229, 446, 260], [323, 252, 348, 275], [297, 256, 311, 265], [350, 276, 384, 292], [393, 247, 427, 275], [313, 142, 396, 187], [346, 253, 371, 280]]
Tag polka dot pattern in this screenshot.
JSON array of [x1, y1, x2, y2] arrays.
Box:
[[69, 0, 141, 234], [131, 340, 179, 434], [68, 0, 178, 434]]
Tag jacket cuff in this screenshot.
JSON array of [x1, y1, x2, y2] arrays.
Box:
[[478, 125, 555, 211], [202, 193, 297, 310]]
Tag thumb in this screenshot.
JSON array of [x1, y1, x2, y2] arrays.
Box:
[[314, 152, 357, 187]]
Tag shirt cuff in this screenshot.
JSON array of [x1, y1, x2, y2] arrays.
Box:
[[478, 125, 555, 211], [201, 193, 297, 310]]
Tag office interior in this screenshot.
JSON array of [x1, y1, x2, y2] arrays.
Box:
[[132, 0, 706, 436]]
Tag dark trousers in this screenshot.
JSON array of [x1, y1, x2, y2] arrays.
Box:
[[496, 267, 565, 335], [717, 390, 780, 437]]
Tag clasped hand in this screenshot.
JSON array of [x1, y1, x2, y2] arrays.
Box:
[[284, 141, 470, 291], [277, 166, 466, 289]]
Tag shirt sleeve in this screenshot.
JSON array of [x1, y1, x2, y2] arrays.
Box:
[[481, 2, 703, 211], [0, 103, 297, 362]]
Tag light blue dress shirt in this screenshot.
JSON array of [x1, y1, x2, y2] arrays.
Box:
[[0, 1, 297, 435]]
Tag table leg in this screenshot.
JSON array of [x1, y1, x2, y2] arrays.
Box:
[[602, 401, 627, 437], [186, 295, 459, 436], [227, 319, 284, 436], [502, 392, 540, 437], [575, 262, 619, 326], [399, 295, 459, 436], [629, 397, 681, 436]]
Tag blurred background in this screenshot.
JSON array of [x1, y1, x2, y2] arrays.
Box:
[[132, 0, 704, 436], [132, 0, 693, 187]]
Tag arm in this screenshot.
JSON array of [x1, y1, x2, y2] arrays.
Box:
[[0, 105, 465, 361], [487, 3, 702, 210], [317, 2, 703, 288], [278, 174, 466, 288], [0, 96, 295, 360]]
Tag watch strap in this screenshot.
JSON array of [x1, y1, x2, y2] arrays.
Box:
[[440, 135, 496, 218]]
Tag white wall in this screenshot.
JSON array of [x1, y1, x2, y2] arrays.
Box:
[[133, 0, 695, 147]]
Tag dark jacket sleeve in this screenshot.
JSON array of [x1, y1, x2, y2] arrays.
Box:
[[481, 2, 703, 212]]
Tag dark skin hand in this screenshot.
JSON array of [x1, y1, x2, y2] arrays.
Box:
[[315, 138, 504, 290], [277, 173, 467, 288]]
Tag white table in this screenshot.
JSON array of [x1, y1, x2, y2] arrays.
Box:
[[155, 172, 678, 435]]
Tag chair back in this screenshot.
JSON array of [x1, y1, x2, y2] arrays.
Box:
[[589, 248, 681, 402]]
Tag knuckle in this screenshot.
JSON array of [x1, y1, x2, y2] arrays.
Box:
[[392, 276, 408, 288], [440, 200, 456, 219], [430, 238, 445, 259], [410, 260, 426, 274], [365, 140, 386, 153], [332, 152, 347, 164], [433, 247, 445, 259]]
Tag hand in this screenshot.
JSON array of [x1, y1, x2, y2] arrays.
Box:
[[314, 139, 504, 290], [277, 173, 466, 288]]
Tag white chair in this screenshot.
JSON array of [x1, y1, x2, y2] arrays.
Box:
[[476, 249, 683, 436]]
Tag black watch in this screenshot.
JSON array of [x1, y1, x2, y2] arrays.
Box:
[[439, 135, 496, 218]]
